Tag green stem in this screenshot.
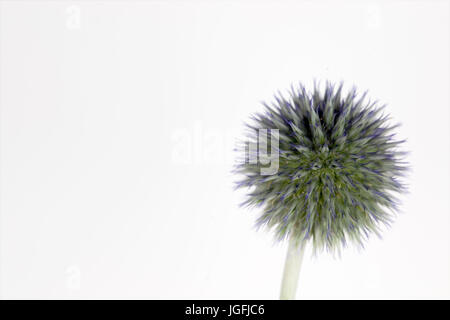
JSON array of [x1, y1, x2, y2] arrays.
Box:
[[279, 237, 306, 300]]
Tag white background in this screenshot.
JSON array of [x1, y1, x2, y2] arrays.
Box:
[[1, 0, 449, 299]]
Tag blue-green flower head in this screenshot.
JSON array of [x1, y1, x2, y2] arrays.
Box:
[[234, 81, 409, 254]]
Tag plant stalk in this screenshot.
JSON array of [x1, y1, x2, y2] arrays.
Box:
[[279, 237, 306, 300]]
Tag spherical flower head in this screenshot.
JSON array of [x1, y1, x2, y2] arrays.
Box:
[[234, 82, 409, 254]]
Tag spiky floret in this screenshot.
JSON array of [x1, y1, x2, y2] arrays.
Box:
[[234, 82, 408, 254]]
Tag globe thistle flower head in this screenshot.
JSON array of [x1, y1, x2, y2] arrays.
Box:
[[234, 82, 408, 254]]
